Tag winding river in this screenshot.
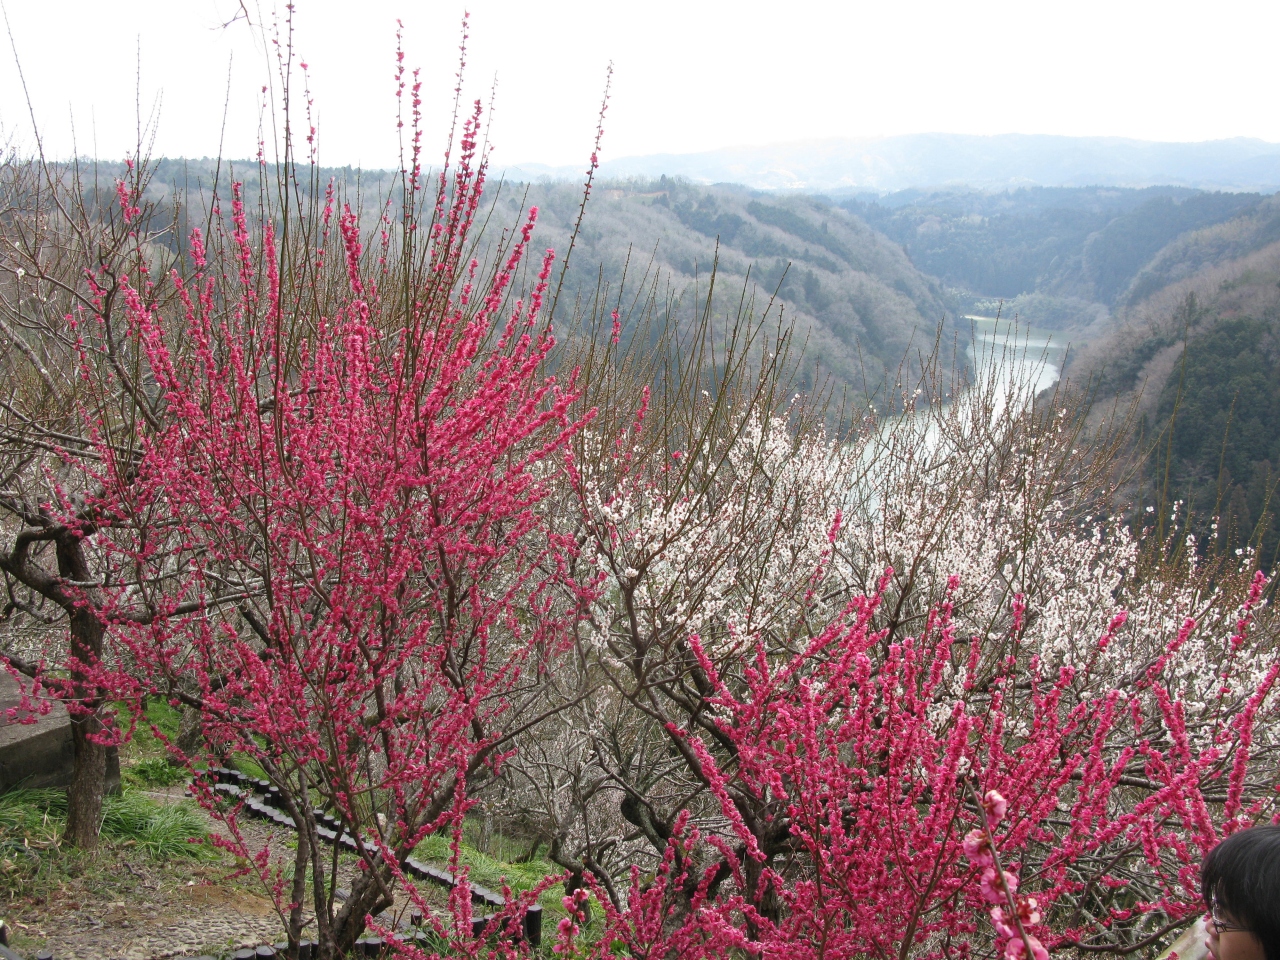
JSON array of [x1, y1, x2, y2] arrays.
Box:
[[962, 314, 1067, 411]]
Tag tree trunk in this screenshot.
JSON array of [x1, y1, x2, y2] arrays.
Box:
[[59, 541, 108, 850], [173, 705, 204, 763], [329, 867, 393, 957], [65, 708, 107, 847]]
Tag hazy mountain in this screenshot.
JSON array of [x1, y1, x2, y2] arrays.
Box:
[[847, 187, 1264, 308], [504, 134, 1280, 194]]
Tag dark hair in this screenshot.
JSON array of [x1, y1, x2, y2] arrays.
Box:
[[1202, 825, 1280, 960]]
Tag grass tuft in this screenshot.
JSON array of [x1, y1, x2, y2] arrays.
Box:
[[0, 788, 212, 859], [124, 756, 189, 788], [0, 787, 66, 828], [100, 792, 214, 859]]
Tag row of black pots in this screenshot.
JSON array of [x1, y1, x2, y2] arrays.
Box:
[[202, 769, 542, 946]]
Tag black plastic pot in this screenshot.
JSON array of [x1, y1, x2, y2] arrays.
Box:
[[525, 903, 543, 946]]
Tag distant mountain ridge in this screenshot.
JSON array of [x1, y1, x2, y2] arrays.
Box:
[[503, 134, 1280, 193], [848, 187, 1266, 307]]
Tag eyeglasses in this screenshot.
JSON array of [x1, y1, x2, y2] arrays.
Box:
[[1210, 899, 1248, 935]]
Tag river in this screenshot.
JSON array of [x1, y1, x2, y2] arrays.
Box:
[[855, 316, 1070, 508], [962, 314, 1066, 413]]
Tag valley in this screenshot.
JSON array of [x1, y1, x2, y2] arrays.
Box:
[[514, 173, 1280, 563]]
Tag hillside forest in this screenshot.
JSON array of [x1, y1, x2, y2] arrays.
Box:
[[490, 174, 1280, 567]]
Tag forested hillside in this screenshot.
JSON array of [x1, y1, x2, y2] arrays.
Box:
[[833, 178, 1280, 564], [526, 172, 1280, 561], [125, 160, 1280, 558], [845, 186, 1262, 308], [1153, 317, 1280, 556], [488, 177, 952, 392], [1123, 194, 1280, 304], [1066, 207, 1280, 565], [139, 162, 951, 395]]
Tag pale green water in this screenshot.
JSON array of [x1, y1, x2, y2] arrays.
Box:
[[963, 315, 1067, 400], [853, 317, 1069, 511]]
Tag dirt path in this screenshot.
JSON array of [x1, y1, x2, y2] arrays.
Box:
[[8, 790, 315, 959], [26, 883, 287, 960]]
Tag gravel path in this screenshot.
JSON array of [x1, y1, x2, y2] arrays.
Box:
[[11, 790, 315, 959], [36, 884, 289, 960]]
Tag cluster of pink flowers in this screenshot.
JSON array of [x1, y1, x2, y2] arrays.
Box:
[[544, 327, 1280, 957], [69, 67, 604, 952], [544, 516, 1277, 960], [965, 791, 1048, 960], [554, 889, 591, 955]]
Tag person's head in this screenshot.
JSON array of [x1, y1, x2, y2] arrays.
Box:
[[1202, 826, 1280, 960]]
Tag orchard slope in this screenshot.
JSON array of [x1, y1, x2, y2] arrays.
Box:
[[1, 36, 1277, 960]]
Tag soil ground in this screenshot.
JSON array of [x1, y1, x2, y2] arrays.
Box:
[[3, 785, 545, 959], [4, 788, 320, 959]]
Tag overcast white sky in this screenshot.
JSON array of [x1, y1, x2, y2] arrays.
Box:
[[2, 0, 1277, 169]]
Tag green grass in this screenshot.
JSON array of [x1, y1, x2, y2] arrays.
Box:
[[125, 697, 182, 753], [123, 755, 190, 788], [101, 792, 214, 859], [0, 788, 63, 836], [119, 697, 193, 788], [405, 832, 589, 958], [227, 753, 268, 781], [0, 788, 214, 859], [414, 831, 563, 911]]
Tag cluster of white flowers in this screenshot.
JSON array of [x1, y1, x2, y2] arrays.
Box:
[[525, 365, 1274, 895], [841, 380, 1272, 719], [578, 369, 1272, 727], [576, 410, 861, 661]]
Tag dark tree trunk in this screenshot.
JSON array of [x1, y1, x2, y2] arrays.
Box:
[[58, 540, 108, 850], [328, 867, 393, 958], [65, 705, 107, 847]]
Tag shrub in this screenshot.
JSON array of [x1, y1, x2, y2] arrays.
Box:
[[124, 757, 189, 789]]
